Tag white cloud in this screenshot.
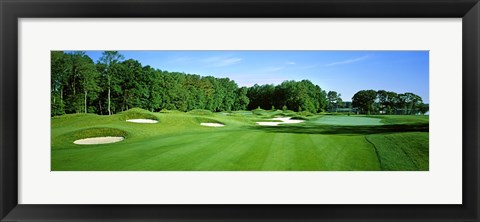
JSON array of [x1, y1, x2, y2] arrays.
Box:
[[325, 55, 369, 67], [286, 61, 296, 65], [202, 56, 242, 67]]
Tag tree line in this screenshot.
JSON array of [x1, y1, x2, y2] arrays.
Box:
[[246, 80, 328, 113], [51, 51, 428, 116], [51, 51, 251, 116], [352, 90, 428, 115]]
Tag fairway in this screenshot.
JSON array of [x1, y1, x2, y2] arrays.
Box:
[[51, 109, 429, 171]]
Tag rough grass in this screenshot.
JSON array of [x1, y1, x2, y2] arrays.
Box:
[[51, 111, 428, 171], [376, 115, 429, 125], [366, 132, 429, 170]]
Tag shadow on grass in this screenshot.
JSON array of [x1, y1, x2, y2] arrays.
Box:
[[249, 123, 429, 135]]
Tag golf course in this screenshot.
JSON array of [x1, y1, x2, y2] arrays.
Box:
[[51, 50, 429, 171], [51, 108, 429, 171]]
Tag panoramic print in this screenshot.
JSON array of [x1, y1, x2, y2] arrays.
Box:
[[51, 50, 429, 171]]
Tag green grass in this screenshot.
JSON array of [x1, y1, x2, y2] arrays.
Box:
[[313, 116, 384, 126], [366, 132, 429, 170], [51, 109, 428, 171]]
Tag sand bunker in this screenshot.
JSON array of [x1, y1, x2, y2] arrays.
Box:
[[256, 117, 305, 126], [200, 123, 225, 127], [126, 119, 158, 123], [74, 136, 124, 145]]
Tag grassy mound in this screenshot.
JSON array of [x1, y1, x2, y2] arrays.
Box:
[[194, 117, 225, 125], [188, 109, 213, 116], [71, 127, 127, 140], [159, 109, 181, 113], [290, 116, 308, 120], [252, 108, 267, 116], [119, 108, 159, 121]]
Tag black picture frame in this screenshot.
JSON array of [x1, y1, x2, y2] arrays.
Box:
[[1, 0, 479, 221]]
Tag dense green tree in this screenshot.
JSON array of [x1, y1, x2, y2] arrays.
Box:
[[64, 52, 89, 113], [417, 103, 429, 115], [377, 90, 398, 114], [352, 90, 377, 114], [247, 80, 327, 113], [398, 92, 423, 115], [143, 66, 162, 112], [51, 51, 69, 116], [77, 54, 100, 113], [98, 51, 124, 115], [234, 87, 250, 110], [327, 91, 343, 112]]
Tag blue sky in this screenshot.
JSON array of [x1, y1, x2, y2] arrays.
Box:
[[84, 50, 429, 103]]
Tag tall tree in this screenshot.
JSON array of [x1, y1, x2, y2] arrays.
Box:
[[65, 51, 88, 113], [98, 51, 124, 115], [234, 87, 250, 110], [417, 103, 429, 115], [77, 54, 100, 113], [51, 51, 69, 116], [398, 92, 423, 115], [327, 91, 343, 112], [352, 90, 377, 114], [377, 90, 398, 114]]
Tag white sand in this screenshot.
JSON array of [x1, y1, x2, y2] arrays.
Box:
[[74, 136, 124, 145], [126, 119, 158, 123], [256, 117, 305, 126], [200, 123, 225, 127]]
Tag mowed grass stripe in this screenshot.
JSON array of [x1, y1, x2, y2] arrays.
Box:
[[289, 134, 321, 170], [310, 135, 380, 171], [125, 131, 250, 170], [122, 131, 236, 170], [52, 131, 233, 170], [261, 133, 289, 170], [220, 132, 276, 170], [192, 131, 271, 170]]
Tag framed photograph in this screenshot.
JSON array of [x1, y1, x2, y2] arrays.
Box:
[[1, 0, 479, 221]]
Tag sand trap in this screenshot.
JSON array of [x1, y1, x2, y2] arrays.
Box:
[[200, 123, 225, 127], [256, 117, 305, 126], [74, 136, 124, 145], [126, 119, 158, 123]]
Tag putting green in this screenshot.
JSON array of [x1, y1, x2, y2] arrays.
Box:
[[314, 116, 384, 126]]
